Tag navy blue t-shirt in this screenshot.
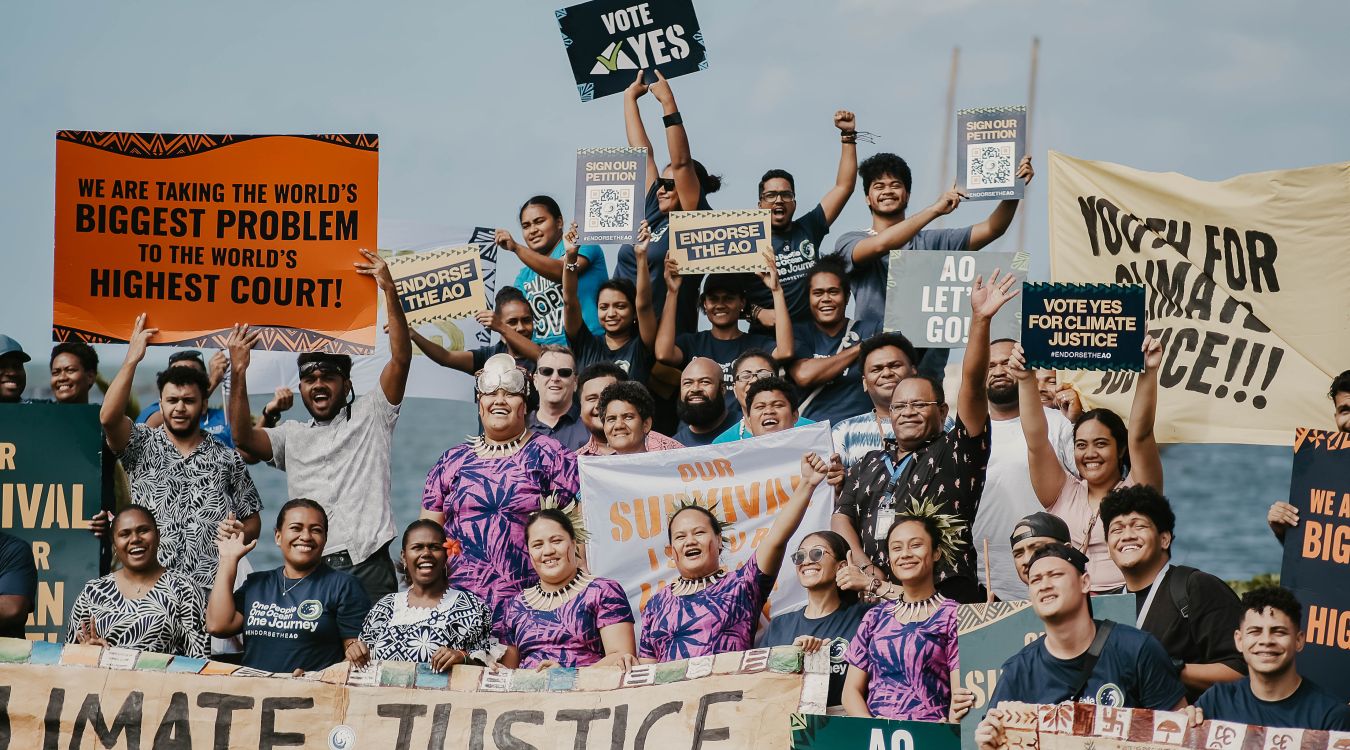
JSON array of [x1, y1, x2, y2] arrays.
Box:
[[790, 317, 881, 426], [673, 408, 740, 448], [746, 204, 831, 324], [0, 531, 36, 639], [469, 342, 534, 375], [1196, 678, 1350, 730], [758, 599, 869, 707], [567, 325, 653, 386], [989, 621, 1185, 709], [613, 182, 709, 332], [234, 564, 371, 673], [675, 331, 775, 410]]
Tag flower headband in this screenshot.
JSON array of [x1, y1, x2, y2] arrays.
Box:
[[894, 496, 968, 565], [539, 494, 590, 545]]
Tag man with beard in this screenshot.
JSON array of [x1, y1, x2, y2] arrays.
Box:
[[976, 338, 1076, 600], [228, 249, 410, 601], [672, 357, 737, 447], [830, 333, 917, 468], [576, 363, 681, 455], [98, 314, 262, 595], [831, 152, 1033, 379], [0, 335, 28, 403]]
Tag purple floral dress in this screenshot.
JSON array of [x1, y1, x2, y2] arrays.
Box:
[[422, 434, 579, 626], [638, 555, 773, 661], [845, 597, 959, 721], [499, 577, 634, 668]]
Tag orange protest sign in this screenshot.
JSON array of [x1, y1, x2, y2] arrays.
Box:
[[53, 132, 380, 353]]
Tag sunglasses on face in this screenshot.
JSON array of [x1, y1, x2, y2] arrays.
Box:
[[657, 178, 676, 192], [790, 547, 833, 566], [536, 367, 575, 379]]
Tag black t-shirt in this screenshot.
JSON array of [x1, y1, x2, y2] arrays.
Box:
[[613, 182, 709, 332], [1196, 678, 1350, 730], [1132, 565, 1247, 702], [990, 620, 1186, 709], [673, 408, 739, 448], [758, 600, 869, 707], [567, 325, 653, 386], [234, 564, 371, 674], [745, 204, 831, 324], [790, 317, 881, 426], [0, 532, 36, 639], [469, 342, 534, 375], [675, 330, 775, 410]]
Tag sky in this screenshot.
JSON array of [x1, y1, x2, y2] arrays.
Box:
[[3, 0, 1347, 357]]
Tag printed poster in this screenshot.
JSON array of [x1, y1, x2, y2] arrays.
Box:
[[957, 106, 1028, 201], [387, 245, 487, 326], [790, 713, 960, 750], [1021, 283, 1146, 371], [884, 250, 1024, 348], [556, 0, 708, 102], [53, 131, 380, 354], [574, 147, 647, 243], [669, 209, 771, 274]]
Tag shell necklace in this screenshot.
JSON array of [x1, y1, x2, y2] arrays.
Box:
[[671, 568, 728, 596], [889, 591, 946, 623], [469, 428, 529, 458], [524, 572, 592, 611]]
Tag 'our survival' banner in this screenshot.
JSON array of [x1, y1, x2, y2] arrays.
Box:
[[1047, 152, 1350, 444], [0, 640, 809, 750], [0, 404, 105, 642], [669, 209, 771, 274], [885, 250, 1023, 348], [54, 132, 380, 354], [556, 0, 707, 102], [387, 245, 487, 326], [1279, 428, 1350, 702], [580, 422, 835, 619]]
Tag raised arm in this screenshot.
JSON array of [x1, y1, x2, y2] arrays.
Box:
[[355, 249, 412, 405], [632, 222, 658, 352], [759, 255, 795, 361], [958, 271, 1019, 436], [1127, 335, 1164, 492], [848, 189, 963, 266], [102, 314, 157, 454], [561, 223, 587, 340], [496, 228, 589, 285], [623, 71, 659, 191], [205, 524, 255, 637], [225, 324, 274, 462], [819, 111, 859, 224], [648, 71, 700, 212], [756, 452, 829, 576], [654, 255, 686, 366], [410, 329, 475, 373], [969, 157, 1033, 250], [1008, 343, 1068, 507]]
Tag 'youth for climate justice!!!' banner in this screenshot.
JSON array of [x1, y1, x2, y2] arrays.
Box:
[[957, 106, 1027, 201], [574, 147, 647, 243], [884, 250, 1024, 348], [387, 245, 487, 326], [1047, 152, 1350, 444], [0, 404, 104, 642], [53, 132, 380, 354], [1279, 428, 1350, 702], [556, 0, 707, 102], [669, 209, 771, 275], [1020, 283, 1145, 371], [580, 422, 835, 619]]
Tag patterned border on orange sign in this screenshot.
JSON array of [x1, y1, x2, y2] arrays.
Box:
[[55, 131, 379, 158]]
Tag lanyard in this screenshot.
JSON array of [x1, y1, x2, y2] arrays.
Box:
[[879, 452, 916, 511], [1134, 563, 1171, 628]]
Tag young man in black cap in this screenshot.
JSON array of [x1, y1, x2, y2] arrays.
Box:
[[975, 544, 1185, 750], [1009, 511, 1073, 590], [0, 335, 29, 403], [226, 249, 411, 601], [1101, 484, 1245, 702]]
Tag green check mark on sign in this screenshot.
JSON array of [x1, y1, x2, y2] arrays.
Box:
[[595, 42, 623, 72]]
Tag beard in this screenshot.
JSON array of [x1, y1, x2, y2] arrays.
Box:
[[164, 418, 200, 440], [988, 381, 1018, 407], [677, 395, 726, 428]]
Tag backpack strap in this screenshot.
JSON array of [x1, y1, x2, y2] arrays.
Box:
[[1168, 565, 1195, 620], [1068, 619, 1116, 701]]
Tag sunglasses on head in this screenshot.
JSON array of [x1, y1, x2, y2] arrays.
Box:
[[790, 547, 832, 566], [536, 366, 575, 378], [657, 178, 676, 192]]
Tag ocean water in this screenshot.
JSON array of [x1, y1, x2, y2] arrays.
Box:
[[241, 396, 1290, 583]]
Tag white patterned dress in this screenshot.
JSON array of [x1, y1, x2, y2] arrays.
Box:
[[65, 570, 208, 658], [358, 588, 496, 663]]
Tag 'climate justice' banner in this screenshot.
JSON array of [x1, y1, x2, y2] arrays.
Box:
[[580, 423, 835, 620], [0, 404, 105, 642], [1047, 151, 1350, 444], [54, 132, 380, 354]]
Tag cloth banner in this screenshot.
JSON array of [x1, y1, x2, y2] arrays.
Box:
[[1047, 151, 1350, 444], [955, 595, 1136, 750], [1279, 428, 1350, 701], [994, 701, 1350, 750], [53, 131, 380, 354], [0, 639, 811, 750], [790, 713, 960, 750], [0, 404, 105, 642], [580, 422, 835, 621]]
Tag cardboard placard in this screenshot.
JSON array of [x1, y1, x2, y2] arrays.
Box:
[[53, 131, 379, 354], [1021, 283, 1146, 371], [556, 0, 708, 102], [0, 404, 105, 642], [387, 245, 487, 325], [884, 250, 1025, 347], [1279, 428, 1350, 701], [957, 106, 1027, 201], [790, 713, 960, 749], [669, 209, 771, 274], [574, 147, 648, 243]]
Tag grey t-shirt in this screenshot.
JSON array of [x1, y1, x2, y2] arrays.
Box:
[[264, 387, 400, 563]]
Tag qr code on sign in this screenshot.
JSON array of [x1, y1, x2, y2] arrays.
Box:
[[967, 142, 1015, 188], [584, 185, 635, 233]]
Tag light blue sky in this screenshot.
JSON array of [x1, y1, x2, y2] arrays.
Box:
[[2, 0, 1346, 356]]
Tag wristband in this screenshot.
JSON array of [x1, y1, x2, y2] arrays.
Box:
[[662, 111, 683, 128], [868, 577, 883, 593], [564, 261, 580, 273]]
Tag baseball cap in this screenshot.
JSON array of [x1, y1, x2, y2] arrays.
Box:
[[1027, 543, 1090, 575], [1010, 511, 1071, 546], [0, 335, 30, 363], [168, 350, 206, 367]]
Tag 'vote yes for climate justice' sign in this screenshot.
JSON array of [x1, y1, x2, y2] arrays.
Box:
[[669, 210, 771, 274], [885, 250, 1023, 348], [1020, 283, 1146, 371], [557, 0, 707, 102]]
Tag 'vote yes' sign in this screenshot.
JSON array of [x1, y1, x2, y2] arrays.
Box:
[[556, 0, 708, 102]]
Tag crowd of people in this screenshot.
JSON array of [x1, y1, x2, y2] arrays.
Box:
[[0, 68, 1347, 733]]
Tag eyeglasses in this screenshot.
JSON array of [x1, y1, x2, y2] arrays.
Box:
[[760, 190, 795, 203], [536, 367, 575, 379], [790, 547, 832, 566], [657, 178, 676, 192], [893, 400, 939, 413], [735, 369, 775, 383]]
